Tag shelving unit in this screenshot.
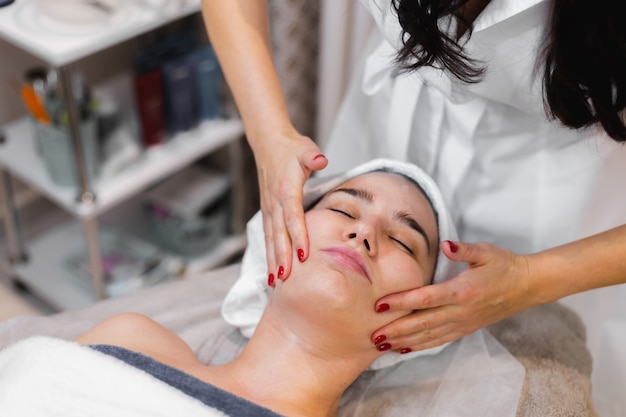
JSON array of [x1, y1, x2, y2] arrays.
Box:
[[0, 117, 244, 219], [0, 0, 248, 310]]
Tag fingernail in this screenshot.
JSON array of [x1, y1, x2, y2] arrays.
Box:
[[446, 240, 458, 253], [377, 343, 392, 352], [376, 303, 390, 313], [373, 335, 387, 345], [400, 347, 412, 354], [268, 273, 275, 287], [297, 248, 305, 262], [278, 266, 284, 280], [314, 153, 326, 161]]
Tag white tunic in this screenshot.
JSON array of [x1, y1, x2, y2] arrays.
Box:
[[322, 1, 626, 411]]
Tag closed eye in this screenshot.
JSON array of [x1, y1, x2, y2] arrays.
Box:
[[390, 236, 414, 255], [329, 208, 355, 219]]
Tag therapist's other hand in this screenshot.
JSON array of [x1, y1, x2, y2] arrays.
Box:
[[255, 132, 327, 283], [372, 240, 536, 352]]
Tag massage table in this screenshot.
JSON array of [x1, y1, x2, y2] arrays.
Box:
[[0, 263, 597, 416]]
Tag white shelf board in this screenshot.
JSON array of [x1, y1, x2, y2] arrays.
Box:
[[0, 117, 244, 219], [15, 220, 247, 311], [15, 221, 102, 311], [101, 194, 248, 273], [0, 0, 202, 67]]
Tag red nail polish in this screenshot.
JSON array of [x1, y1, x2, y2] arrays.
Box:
[[278, 266, 284, 279], [314, 154, 326, 161], [446, 240, 458, 253], [376, 303, 390, 313], [268, 273, 275, 287], [297, 249, 305, 262], [374, 335, 387, 345], [400, 348, 412, 354], [377, 343, 392, 352]]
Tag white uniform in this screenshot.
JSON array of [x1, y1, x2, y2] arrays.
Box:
[[323, 0, 626, 411]]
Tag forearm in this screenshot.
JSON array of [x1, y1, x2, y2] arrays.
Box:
[[201, 0, 295, 154], [528, 224, 626, 304]]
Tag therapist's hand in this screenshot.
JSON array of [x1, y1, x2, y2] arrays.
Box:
[[254, 131, 327, 284], [371, 240, 538, 352]]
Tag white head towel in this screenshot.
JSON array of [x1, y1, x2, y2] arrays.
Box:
[[222, 158, 463, 370]]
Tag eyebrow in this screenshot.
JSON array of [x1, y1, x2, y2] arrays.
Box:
[[395, 211, 432, 253], [331, 187, 433, 253], [332, 187, 374, 203]]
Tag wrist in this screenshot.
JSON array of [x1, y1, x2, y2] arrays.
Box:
[[246, 119, 298, 152], [524, 251, 569, 305]]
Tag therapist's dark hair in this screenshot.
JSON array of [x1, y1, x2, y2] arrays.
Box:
[[391, 0, 626, 142], [391, 0, 484, 84]]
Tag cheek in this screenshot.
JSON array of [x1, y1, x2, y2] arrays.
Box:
[[379, 254, 427, 295], [304, 210, 340, 243]]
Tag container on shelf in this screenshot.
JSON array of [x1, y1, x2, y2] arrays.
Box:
[[193, 44, 223, 122], [32, 117, 100, 187], [146, 196, 230, 257]]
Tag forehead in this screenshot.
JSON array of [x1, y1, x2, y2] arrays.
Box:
[[332, 171, 436, 219], [334, 172, 430, 204]]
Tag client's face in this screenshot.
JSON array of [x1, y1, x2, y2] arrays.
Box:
[[273, 172, 439, 343]]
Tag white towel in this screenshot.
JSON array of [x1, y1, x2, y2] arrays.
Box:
[[222, 159, 463, 370], [0, 336, 226, 416]]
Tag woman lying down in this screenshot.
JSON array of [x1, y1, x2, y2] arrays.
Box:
[[0, 159, 524, 417]]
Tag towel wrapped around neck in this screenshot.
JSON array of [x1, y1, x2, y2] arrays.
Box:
[[222, 158, 464, 370]]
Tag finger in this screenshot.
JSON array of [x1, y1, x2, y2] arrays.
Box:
[[261, 193, 286, 278], [277, 156, 308, 265], [373, 311, 470, 353], [305, 152, 328, 172], [372, 305, 452, 343], [287, 152, 327, 263], [262, 211, 277, 284], [296, 138, 327, 173], [375, 280, 457, 314], [441, 240, 493, 267], [270, 203, 293, 281], [394, 323, 468, 353], [282, 193, 309, 264]]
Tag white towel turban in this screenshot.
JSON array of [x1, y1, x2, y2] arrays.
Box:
[[222, 159, 463, 370]]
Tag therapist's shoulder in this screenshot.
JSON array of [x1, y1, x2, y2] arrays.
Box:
[[75, 312, 199, 364]]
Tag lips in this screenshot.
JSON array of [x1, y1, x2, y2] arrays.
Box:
[[321, 246, 370, 281]]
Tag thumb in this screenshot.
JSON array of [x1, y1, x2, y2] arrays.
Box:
[[441, 240, 492, 268], [300, 150, 328, 173]]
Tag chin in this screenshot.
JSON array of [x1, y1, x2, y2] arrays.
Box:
[[279, 270, 374, 328]]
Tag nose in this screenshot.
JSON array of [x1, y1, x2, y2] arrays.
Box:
[[347, 226, 376, 255]]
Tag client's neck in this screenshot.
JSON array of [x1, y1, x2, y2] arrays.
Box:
[[215, 307, 375, 417]]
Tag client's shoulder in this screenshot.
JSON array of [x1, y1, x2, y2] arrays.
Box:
[[75, 312, 199, 366]]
